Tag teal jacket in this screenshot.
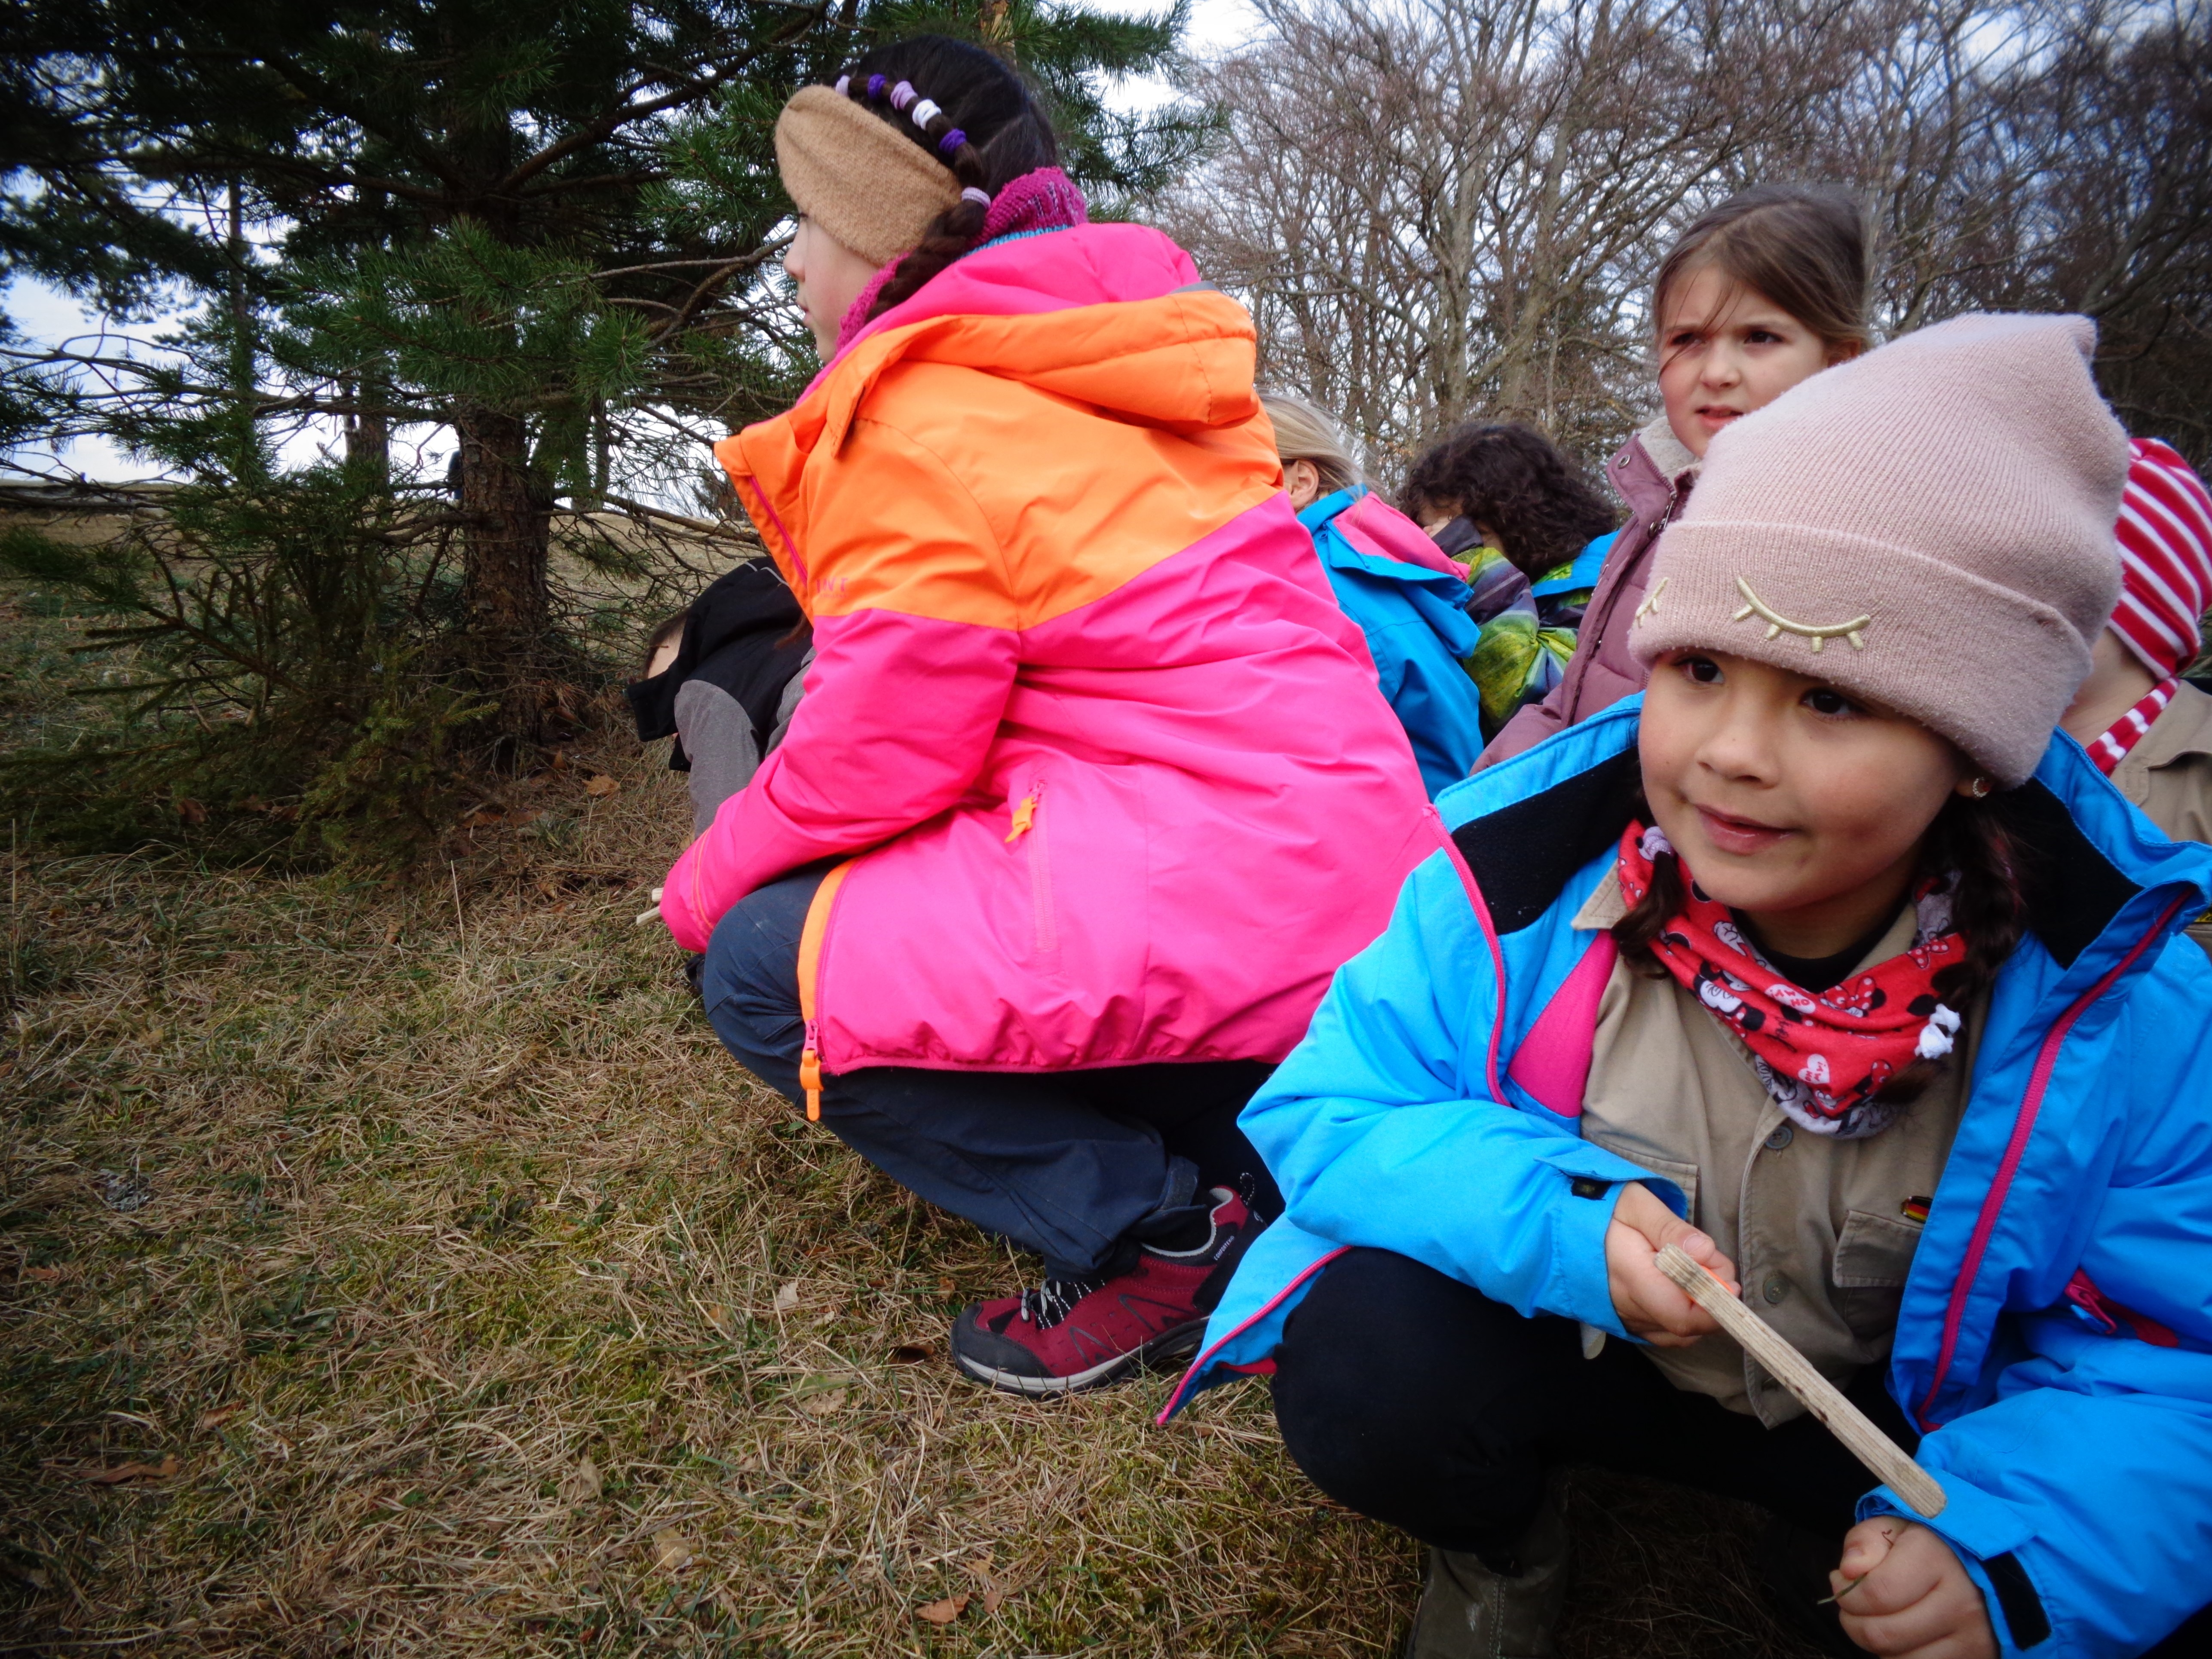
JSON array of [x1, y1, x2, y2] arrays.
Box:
[[1168, 696, 2212, 1658], [1302, 486, 1486, 797]]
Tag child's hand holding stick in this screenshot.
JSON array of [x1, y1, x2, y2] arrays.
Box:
[[1655, 1242, 1945, 1517]]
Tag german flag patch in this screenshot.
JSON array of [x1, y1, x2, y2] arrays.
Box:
[[1901, 1196, 1932, 1224]]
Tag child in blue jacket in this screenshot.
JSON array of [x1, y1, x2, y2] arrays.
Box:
[[1173, 317, 2212, 1659], [1264, 393, 1491, 796]]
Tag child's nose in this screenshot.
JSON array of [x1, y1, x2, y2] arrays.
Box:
[[1698, 711, 1778, 781]]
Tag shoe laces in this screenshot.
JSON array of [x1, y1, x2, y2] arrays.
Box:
[[1017, 1274, 1103, 1330]]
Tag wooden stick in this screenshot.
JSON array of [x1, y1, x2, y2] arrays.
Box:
[[1656, 1243, 1945, 1517]]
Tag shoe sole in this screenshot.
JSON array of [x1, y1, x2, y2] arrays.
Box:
[[952, 1318, 1207, 1396]]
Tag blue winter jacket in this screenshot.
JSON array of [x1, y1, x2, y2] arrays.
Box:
[[1166, 696, 2212, 1659], [1302, 486, 1486, 798]]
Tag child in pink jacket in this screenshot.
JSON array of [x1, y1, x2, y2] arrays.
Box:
[[655, 37, 1439, 1397]]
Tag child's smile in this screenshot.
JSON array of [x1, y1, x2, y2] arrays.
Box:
[[1691, 802, 1792, 857]]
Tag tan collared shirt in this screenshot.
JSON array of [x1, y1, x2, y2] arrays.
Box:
[[1574, 871, 1981, 1425], [2111, 679, 2212, 960]]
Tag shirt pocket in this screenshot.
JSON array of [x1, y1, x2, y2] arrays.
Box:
[[1584, 1133, 1700, 1225], [1832, 1207, 1924, 1342]]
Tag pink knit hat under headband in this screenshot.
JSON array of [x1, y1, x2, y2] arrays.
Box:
[[2111, 438, 2212, 680], [1630, 312, 2129, 787]]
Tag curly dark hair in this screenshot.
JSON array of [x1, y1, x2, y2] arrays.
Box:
[[833, 36, 1060, 322], [1400, 422, 1619, 580]]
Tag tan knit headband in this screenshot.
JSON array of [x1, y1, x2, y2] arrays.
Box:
[[775, 85, 961, 268]]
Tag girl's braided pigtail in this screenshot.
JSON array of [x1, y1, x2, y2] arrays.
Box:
[[840, 71, 995, 318]]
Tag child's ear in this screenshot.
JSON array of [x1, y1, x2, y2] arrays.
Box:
[[1825, 337, 1865, 368], [1952, 771, 1995, 801]]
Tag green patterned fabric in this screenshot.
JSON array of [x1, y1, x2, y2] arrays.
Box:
[[1451, 546, 1588, 736]]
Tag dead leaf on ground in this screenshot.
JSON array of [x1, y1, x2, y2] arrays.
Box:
[[20, 1265, 63, 1282], [772, 1280, 800, 1313], [460, 808, 503, 829], [583, 774, 619, 798], [705, 1304, 737, 1336], [195, 1405, 243, 1430], [916, 1592, 970, 1625], [796, 1388, 846, 1416], [935, 1276, 957, 1297], [889, 1341, 935, 1364], [80, 1454, 179, 1485], [651, 1529, 695, 1572], [174, 797, 207, 825], [964, 1553, 1007, 1613], [561, 1456, 603, 1504]]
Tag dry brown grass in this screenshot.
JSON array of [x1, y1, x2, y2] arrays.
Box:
[[2, 621, 1832, 1658]]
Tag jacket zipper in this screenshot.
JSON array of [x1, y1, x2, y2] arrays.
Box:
[[795, 859, 858, 1122], [1006, 784, 1055, 955], [1915, 895, 2189, 1429]]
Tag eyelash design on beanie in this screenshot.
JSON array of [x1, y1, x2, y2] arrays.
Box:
[[1731, 576, 1872, 652]]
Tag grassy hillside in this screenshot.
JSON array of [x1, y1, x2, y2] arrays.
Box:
[[0, 585, 1824, 1657]]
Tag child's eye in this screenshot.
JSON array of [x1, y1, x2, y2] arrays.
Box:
[[1744, 328, 1782, 345], [1679, 655, 1724, 685], [1803, 686, 1861, 717]]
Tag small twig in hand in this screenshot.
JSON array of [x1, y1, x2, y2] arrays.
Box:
[[1817, 1573, 1867, 1607], [1655, 1244, 1946, 1516]]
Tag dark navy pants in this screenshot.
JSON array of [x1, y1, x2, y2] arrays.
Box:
[[699, 866, 1281, 1280]]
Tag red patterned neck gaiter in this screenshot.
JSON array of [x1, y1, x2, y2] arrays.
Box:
[[1615, 821, 1967, 1139]]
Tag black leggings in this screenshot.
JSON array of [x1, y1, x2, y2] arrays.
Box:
[[1270, 1246, 1918, 1562], [1271, 1248, 2212, 1651]]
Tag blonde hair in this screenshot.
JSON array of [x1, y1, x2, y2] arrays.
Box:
[[1260, 392, 1362, 495]]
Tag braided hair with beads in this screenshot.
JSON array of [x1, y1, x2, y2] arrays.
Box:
[[830, 36, 1059, 318]]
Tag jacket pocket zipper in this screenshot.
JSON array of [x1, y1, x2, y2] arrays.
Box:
[[796, 859, 858, 1121], [1006, 784, 1056, 955]]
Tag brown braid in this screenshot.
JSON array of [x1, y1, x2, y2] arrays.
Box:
[[1613, 788, 2029, 1108], [833, 37, 1059, 319]]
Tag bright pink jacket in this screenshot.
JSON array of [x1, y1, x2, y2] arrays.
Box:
[[661, 223, 1441, 1095]]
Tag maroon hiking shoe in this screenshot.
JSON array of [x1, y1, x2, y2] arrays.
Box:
[[950, 1188, 1258, 1395]]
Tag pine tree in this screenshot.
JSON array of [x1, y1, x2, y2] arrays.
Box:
[[3, 0, 1207, 748]]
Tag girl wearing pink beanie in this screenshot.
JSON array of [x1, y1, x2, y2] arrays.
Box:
[[1168, 314, 2212, 1658]]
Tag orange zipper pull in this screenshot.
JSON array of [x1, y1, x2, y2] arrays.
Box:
[[800, 1019, 823, 1121], [1005, 790, 1039, 842]]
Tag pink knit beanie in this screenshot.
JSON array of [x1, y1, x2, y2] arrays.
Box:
[[1630, 312, 2129, 787]]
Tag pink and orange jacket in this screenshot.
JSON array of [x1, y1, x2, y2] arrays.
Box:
[[660, 223, 1441, 1094]]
